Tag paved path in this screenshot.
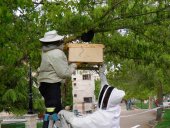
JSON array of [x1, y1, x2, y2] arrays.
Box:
[[0, 104, 157, 128], [120, 103, 157, 128]]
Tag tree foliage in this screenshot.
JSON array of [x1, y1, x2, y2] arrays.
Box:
[[0, 0, 170, 114]]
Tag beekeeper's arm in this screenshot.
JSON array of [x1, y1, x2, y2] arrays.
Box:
[[99, 64, 109, 87], [59, 110, 75, 124], [59, 110, 105, 128], [59, 110, 89, 128], [49, 50, 77, 78]]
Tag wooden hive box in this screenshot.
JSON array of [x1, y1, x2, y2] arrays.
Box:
[[67, 43, 104, 64]]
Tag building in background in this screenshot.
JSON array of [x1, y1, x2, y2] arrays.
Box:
[[72, 70, 99, 114]]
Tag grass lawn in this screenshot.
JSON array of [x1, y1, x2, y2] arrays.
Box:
[[134, 101, 156, 109], [155, 109, 170, 128], [2, 123, 25, 128], [2, 122, 43, 128], [37, 122, 43, 128]]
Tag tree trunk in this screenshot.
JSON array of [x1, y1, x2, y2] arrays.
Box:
[[156, 84, 163, 121], [148, 96, 153, 109]]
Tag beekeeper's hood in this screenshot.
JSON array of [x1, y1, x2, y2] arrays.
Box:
[[98, 85, 125, 110]]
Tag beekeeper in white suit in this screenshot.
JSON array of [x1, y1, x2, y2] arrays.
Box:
[[59, 64, 125, 128]]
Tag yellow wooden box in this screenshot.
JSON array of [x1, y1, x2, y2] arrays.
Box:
[[67, 43, 104, 64]]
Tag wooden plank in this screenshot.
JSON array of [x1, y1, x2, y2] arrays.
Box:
[[67, 43, 104, 48]]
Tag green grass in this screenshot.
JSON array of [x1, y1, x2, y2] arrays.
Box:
[[2, 122, 43, 128], [2, 123, 25, 128], [135, 102, 148, 109], [155, 109, 170, 128], [37, 122, 43, 128], [134, 101, 156, 109]]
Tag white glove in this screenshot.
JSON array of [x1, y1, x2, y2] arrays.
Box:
[[99, 64, 106, 74], [99, 64, 109, 86], [69, 63, 77, 75], [58, 110, 75, 124], [70, 63, 77, 68], [58, 110, 65, 115]]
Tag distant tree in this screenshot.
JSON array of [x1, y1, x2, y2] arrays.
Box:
[[95, 79, 101, 100], [0, 0, 43, 114], [61, 78, 73, 107]]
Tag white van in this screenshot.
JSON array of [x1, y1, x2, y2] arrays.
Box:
[[163, 99, 170, 107]]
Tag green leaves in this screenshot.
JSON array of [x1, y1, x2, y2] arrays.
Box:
[[0, 0, 42, 114], [160, 54, 170, 66], [2, 89, 17, 103], [0, 0, 170, 113]]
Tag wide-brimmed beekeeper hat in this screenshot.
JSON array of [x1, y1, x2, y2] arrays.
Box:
[[39, 30, 64, 43]]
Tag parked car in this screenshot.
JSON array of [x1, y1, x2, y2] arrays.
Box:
[[163, 100, 170, 107]]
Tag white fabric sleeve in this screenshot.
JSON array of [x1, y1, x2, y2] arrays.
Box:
[[48, 50, 77, 79], [99, 64, 109, 87], [59, 110, 95, 128], [58, 110, 75, 124]]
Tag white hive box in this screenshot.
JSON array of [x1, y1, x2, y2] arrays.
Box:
[[67, 43, 104, 64]]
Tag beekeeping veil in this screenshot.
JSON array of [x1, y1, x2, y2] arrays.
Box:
[[98, 84, 125, 110]]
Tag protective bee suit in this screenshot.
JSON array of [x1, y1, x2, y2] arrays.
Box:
[[59, 65, 125, 128]]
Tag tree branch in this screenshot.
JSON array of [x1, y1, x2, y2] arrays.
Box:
[[64, 35, 81, 44], [93, 13, 166, 34], [106, 49, 155, 64], [94, 5, 170, 33], [130, 25, 164, 44], [91, 0, 125, 31], [33, 1, 44, 5], [113, 5, 170, 20], [99, 0, 124, 21], [32, 0, 60, 5]]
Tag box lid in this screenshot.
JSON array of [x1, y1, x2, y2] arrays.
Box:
[[67, 43, 104, 48]]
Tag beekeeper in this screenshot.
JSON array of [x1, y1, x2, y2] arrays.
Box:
[[38, 30, 77, 128], [59, 64, 125, 128]]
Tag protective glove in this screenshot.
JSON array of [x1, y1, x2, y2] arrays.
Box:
[[58, 110, 75, 124], [99, 64, 109, 86], [99, 64, 106, 74], [70, 63, 77, 68], [69, 63, 77, 74]]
